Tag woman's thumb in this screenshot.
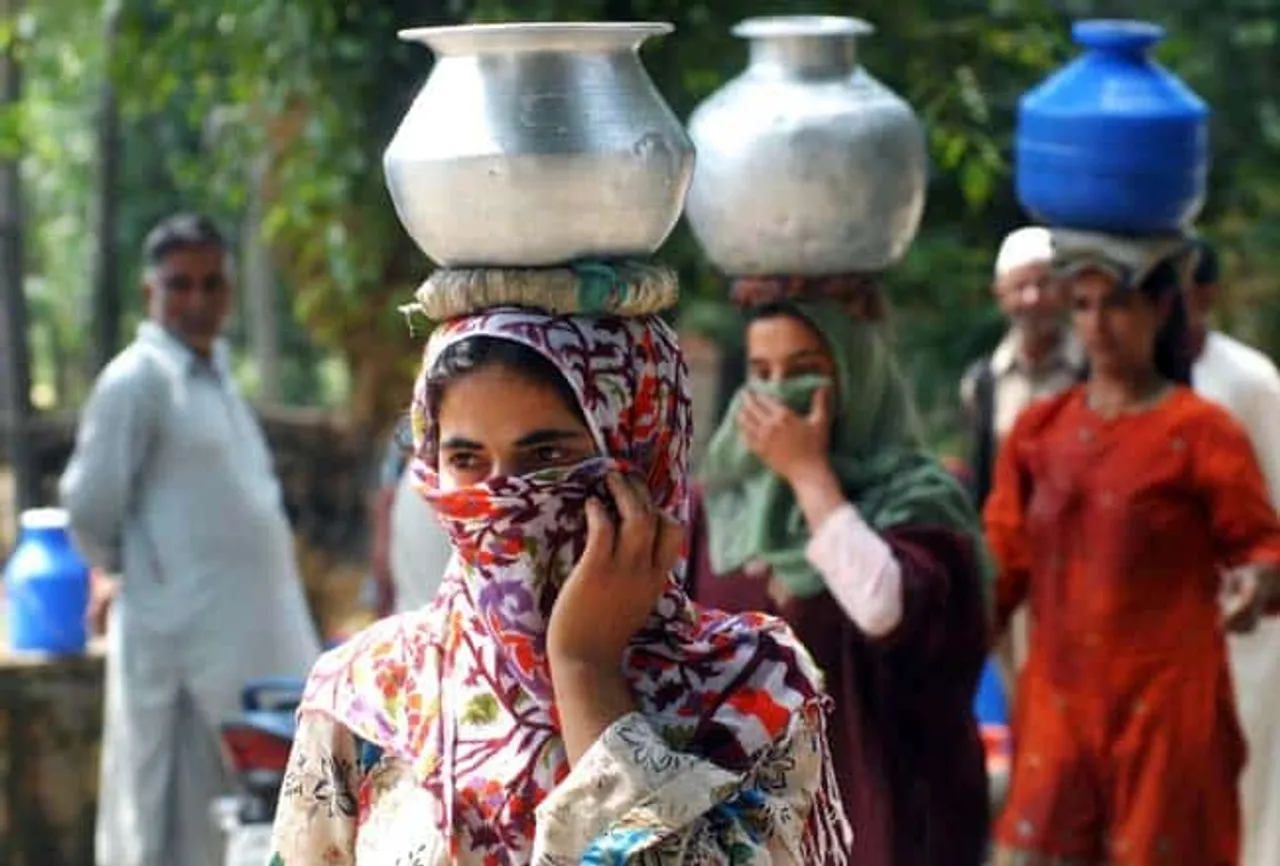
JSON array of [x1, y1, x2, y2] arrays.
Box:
[[580, 497, 616, 565], [809, 384, 833, 426]]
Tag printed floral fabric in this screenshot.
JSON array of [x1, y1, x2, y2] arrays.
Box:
[[269, 705, 832, 865], [270, 308, 850, 864]]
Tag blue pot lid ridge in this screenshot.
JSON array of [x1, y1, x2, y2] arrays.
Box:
[[1072, 19, 1165, 54]]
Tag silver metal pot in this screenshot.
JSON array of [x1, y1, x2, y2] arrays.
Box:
[[685, 16, 927, 276], [384, 22, 695, 268]]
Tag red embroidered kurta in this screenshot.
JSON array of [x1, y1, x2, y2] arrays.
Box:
[[985, 386, 1280, 864]]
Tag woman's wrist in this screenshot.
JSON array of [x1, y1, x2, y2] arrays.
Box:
[[549, 651, 625, 685], [785, 458, 847, 533], [549, 654, 636, 766]]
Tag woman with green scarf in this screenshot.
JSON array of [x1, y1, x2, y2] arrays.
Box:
[[688, 275, 991, 866]]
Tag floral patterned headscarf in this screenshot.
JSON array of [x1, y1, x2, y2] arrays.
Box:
[[301, 308, 845, 862]]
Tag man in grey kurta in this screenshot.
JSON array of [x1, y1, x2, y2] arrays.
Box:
[[60, 213, 321, 866]]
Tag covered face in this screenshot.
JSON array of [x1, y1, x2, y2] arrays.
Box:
[[410, 306, 691, 526], [702, 297, 994, 603], [404, 307, 693, 697], [426, 336, 599, 489]]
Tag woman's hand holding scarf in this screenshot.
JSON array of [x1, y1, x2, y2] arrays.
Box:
[[739, 383, 850, 545], [548, 472, 683, 764], [737, 383, 834, 485]]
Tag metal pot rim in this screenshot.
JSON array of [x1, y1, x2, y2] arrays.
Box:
[[398, 21, 674, 56], [733, 16, 873, 41]]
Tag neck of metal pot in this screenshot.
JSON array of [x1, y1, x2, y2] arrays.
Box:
[[747, 34, 858, 80]]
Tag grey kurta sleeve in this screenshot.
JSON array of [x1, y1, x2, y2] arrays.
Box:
[[59, 356, 161, 572]]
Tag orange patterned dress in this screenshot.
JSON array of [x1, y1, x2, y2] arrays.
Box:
[[984, 386, 1280, 865]]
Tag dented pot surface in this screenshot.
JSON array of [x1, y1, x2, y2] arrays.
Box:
[[384, 22, 695, 268], [686, 16, 927, 277]]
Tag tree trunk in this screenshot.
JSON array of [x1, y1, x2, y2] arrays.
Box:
[[242, 155, 282, 402], [89, 0, 123, 376], [0, 0, 36, 524]]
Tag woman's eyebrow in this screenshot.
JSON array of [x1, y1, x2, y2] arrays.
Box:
[[438, 435, 483, 450], [748, 349, 827, 365], [514, 429, 588, 448]]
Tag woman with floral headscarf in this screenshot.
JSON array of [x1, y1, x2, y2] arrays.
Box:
[[689, 276, 992, 866], [268, 308, 850, 864]]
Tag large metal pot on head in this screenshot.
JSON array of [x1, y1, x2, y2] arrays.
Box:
[[685, 16, 927, 277], [384, 22, 695, 268]]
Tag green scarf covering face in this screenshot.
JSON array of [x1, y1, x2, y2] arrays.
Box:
[[700, 299, 995, 605]]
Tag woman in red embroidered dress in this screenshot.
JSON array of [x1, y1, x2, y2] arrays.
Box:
[[986, 231, 1280, 865]]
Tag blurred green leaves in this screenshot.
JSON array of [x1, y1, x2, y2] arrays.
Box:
[[11, 0, 1280, 443]]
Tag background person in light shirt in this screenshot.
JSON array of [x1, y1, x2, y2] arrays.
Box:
[[961, 226, 1084, 692], [1185, 238, 1280, 866], [369, 429, 452, 615], [60, 213, 320, 866]]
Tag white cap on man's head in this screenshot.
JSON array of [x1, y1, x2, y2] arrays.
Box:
[[994, 226, 1053, 278]]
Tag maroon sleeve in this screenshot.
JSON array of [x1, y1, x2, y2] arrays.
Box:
[[685, 485, 710, 602], [688, 483, 988, 684], [772, 525, 991, 865], [779, 525, 989, 673]]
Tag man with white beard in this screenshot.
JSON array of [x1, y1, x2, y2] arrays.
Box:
[[962, 226, 1085, 688]]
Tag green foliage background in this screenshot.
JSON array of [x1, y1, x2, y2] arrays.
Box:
[[9, 0, 1280, 449]]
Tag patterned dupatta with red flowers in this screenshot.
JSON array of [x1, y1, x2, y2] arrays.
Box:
[[299, 308, 844, 862]]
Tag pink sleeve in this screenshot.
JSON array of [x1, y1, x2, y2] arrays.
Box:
[[805, 504, 903, 637]]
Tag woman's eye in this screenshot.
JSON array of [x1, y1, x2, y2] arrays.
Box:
[[532, 446, 568, 465], [445, 452, 481, 471]]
